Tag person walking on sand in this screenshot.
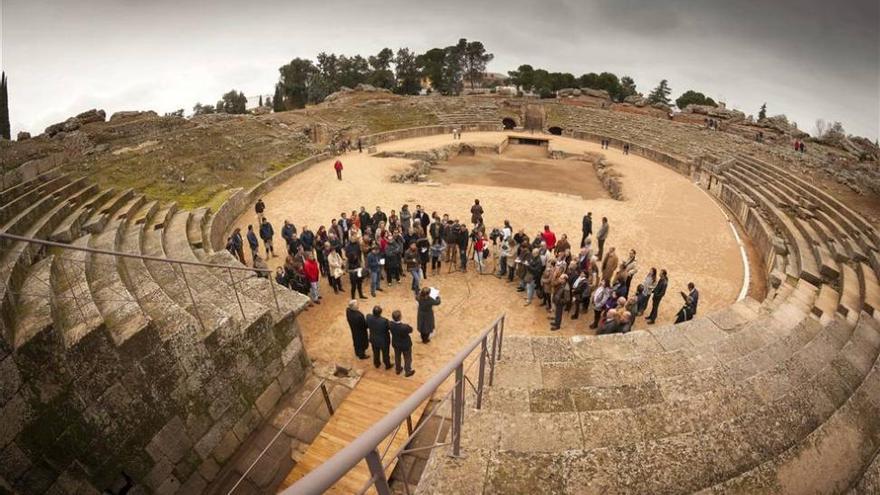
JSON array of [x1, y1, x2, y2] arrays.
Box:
[[416, 287, 441, 343], [334, 159, 344, 180], [346, 300, 370, 360], [646, 269, 668, 324], [596, 217, 609, 259], [365, 306, 392, 370], [390, 310, 416, 377]]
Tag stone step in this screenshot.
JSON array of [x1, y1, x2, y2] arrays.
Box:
[[164, 209, 268, 327], [851, 448, 880, 494], [86, 196, 155, 347], [50, 236, 105, 349], [117, 200, 204, 343], [81, 188, 134, 234], [50, 187, 117, 243], [12, 255, 55, 349], [862, 263, 880, 320], [0, 167, 60, 206], [0, 173, 71, 227], [141, 207, 235, 336]]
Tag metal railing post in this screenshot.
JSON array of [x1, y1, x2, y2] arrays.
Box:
[[406, 416, 413, 436], [365, 449, 392, 495], [320, 382, 334, 416], [476, 336, 487, 410], [268, 271, 281, 312], [497, 315, 505, 360], [451, 363, 464, 457], [227, 267, 246, 320], [488, 324, 498, 387], [178, 263, 207, 334]]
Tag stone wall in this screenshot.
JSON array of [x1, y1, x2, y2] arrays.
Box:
[[362, 123, 502, 148], [567, 129, 694, 177], [0, 303, 310, 494]]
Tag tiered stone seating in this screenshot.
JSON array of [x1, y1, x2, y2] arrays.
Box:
[[0, 170, 311, 493]]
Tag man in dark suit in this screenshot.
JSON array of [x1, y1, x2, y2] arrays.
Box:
[[345, 300, 370, 359], [581, 212, 592, 248], [646, 269, 668, 324], [389, 310, 415, 377], [365, 306, 392, 369]]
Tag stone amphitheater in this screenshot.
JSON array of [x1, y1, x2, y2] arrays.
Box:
[[1, 93, 879, 495]]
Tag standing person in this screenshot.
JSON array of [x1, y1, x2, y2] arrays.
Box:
[[674, 282, 700, 324], [230, 228, 245, 264], [365, 306, 392, 369], [345, 300, 369, 359], [646, 269, 668, 324], [550, 274, 570, 331], [430, 236, 446, 275], [457, 224, 469, 272], [254, 198, 266, 224], [445, 221, 459, 268], [372, 207, 388, 229], [399, 204, 412, 238], [638, 268, 657, 316], [334, 159, 344, 180], [601, 247, 618, 284], [415, 228, 431, 280], [346, 242, 366, 300], [590, 280, 611, 329], [555, 233, 571, 256], [327, 246, 345, 294], [303, 253, 321, 304], [541, 225, 557, 251], [246, 225, 259, 261], [474, 231, 486, 274], [581, 212, 592, 248], [405, 243, 421, 295], [524, 248, 542, 305], [570, 269, 591, 320], [497, 236, 510, 278], [367, 246, 383, 297], [390, 310, 415, 377], [357, 138, 363, 153], [259, 218, 276, 258], [358, 207, 372, 234], [596, 217, 609, 260], [281, 220, 296, 247], [621, 249, 638, 296], [416, 287, 441, 343], [470, 199, 484, 226]]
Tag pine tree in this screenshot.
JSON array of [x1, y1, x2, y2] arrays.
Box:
[[273, 84, 284, 112], [758, 103, 767, 121], [259, 95, 263, 107], [647, 79, 672, 105], [0, 72, 10, 140]]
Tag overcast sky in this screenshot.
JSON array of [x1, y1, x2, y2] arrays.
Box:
[[2, 0, 878, 139]]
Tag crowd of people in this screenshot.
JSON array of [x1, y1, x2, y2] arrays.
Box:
[[225, 196, 701, 368]]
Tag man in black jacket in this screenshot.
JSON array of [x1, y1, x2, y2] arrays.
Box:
[[646, 269, 668, 324], [581, 212, 592, 248], [345, 300, 370, 359], [358, 207, 372, 234], [365, 306, 392, 369], [389, 310, 415, 377]]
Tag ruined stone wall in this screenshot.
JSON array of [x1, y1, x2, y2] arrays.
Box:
[[1, 305, 310, 494]]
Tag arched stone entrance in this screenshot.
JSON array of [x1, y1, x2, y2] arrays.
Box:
[[502, 117, 516, 130], [548, 126, 563, 135]]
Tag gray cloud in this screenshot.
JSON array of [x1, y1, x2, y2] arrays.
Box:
[[2, 0, 878, 139]]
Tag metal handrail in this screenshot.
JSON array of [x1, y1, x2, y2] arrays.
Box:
[[227, 379, 335, 495], [0, 232, 282, 326], [0, 232, 270, 274], [283, 314, 505, 495]]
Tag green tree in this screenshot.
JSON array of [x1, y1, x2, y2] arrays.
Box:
[[394, 48, 422, 95], [462, 40, 494, 89], [0, 72, 9, 140], [417, 48, 448, 94], [578, 72, 599, 89], [441, 39, 467, 95], [758, 103, 767, 120], [507, 65, 535, 92], [618, 76, 637, 102], [368, 48, 396, 89], [337, 55, 370, 89], [273, 84, 284, 112], [647, 79, 672, 105], [279, 58, 318, 109], [675, 90, 716, 110], [258, 95, 263, 107], [219, 90, 247, 114]]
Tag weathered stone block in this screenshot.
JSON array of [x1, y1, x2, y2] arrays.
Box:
[[0, 441, 32, 484], [177, 472, 207, 495], [197, 457, 221, 482], [255, 381, 281, 419], [211, 431, 241, 464], [0, 356, 22, 406], [146, 416, 193, 464], [280, 337, 302, 366], [232, 406, 262, 442]]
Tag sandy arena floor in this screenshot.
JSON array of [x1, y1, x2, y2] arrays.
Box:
[[231, 132, 744, 381]]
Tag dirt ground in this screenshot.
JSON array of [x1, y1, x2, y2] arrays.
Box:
[[231, 132, 744, 383], [434, 144, 610, 199]]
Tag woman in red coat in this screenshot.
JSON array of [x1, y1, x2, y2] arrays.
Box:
[[334, 160, 344, 180], [303, 253, 321, 304]]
